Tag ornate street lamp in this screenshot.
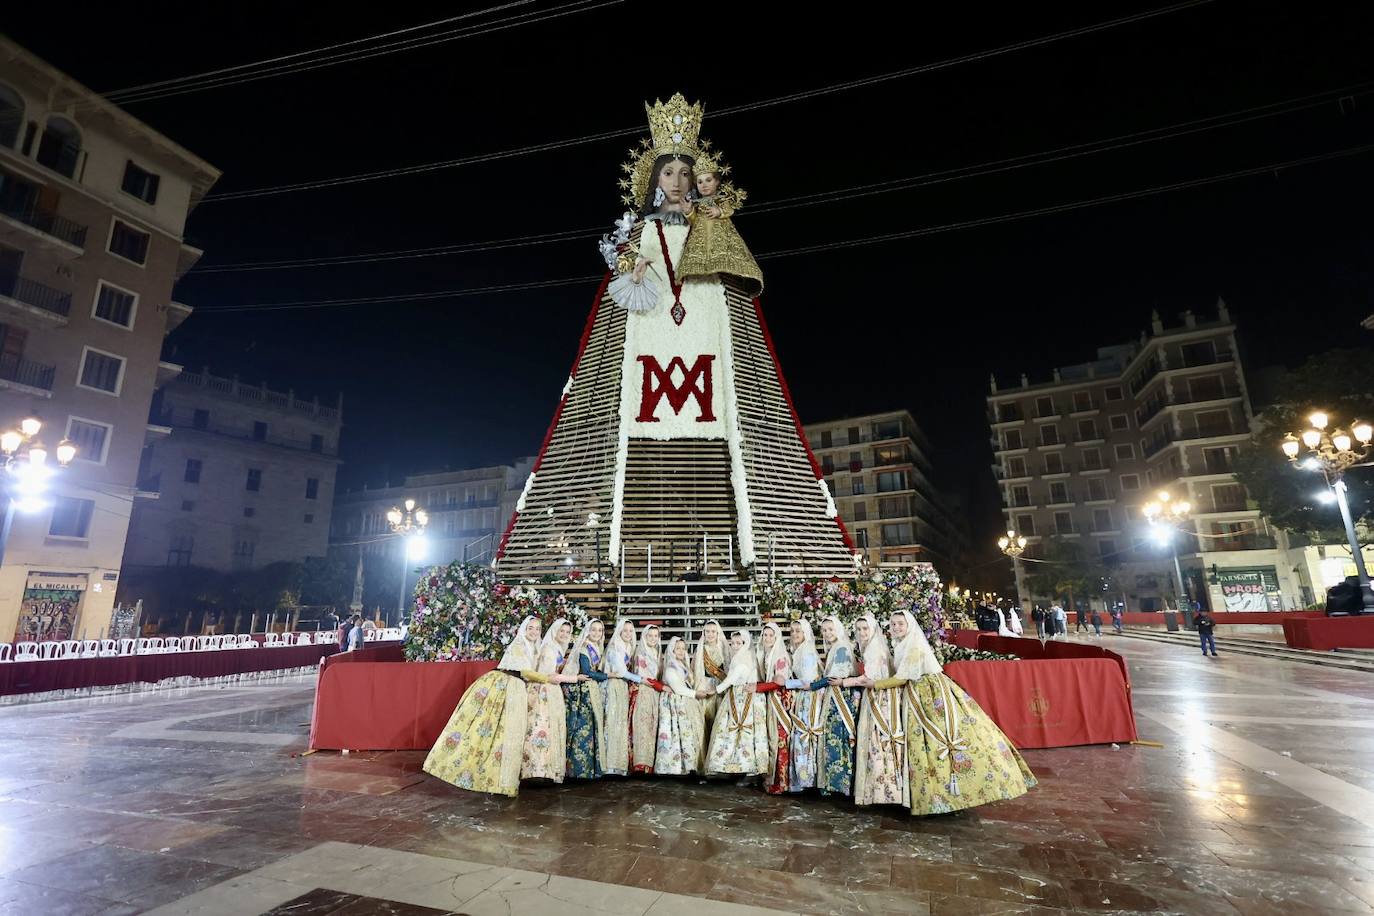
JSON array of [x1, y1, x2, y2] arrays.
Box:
[[0, 416, 76, 567], [388, 498, 429, 625], [1283, 411, 1374, 610], [1142, 491, 1191, 612], [997, 528, 1027, 610]]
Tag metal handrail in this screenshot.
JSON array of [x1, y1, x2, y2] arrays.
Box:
[[0, 272, 72, 316]]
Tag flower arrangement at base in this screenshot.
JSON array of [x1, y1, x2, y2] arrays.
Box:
[[404, 561, 589, 662], [755, 563, 1016, 662]]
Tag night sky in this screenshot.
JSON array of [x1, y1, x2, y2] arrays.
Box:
[[6, 2, 1373, 553]]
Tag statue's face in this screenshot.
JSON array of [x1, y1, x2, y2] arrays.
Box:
[[657, 158, 692, 207], [821, 620, 837, 643], [890, 614, 908, 640], [695, 172, 719, 196], [762, 627, 776, 648]]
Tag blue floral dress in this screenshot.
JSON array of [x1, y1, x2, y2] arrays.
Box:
[[816, 646, 859, 796], [564, 645, 607, 779]]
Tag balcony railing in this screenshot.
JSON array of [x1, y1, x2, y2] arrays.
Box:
[[0, 272, 72, 317], [0, 195, 88, 249], [0, 351, 56, 390], [1212, 534, 1276, 551], [1130, 360, 1161, 395], [1181, 349, 1234, 368]]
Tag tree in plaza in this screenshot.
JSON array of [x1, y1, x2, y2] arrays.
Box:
[[1233, 348, 1374, 539], [1023, 537, 1101, 611]]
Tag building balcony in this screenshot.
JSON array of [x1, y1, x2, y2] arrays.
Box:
[[1143, 424, 1246, 458], [0, 192, 87, 255], [0, 272, 71, 321], [0, 351, 56, 394], [1207, 535, 1277, 552]]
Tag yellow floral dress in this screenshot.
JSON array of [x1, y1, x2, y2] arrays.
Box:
[[893, 673, 1037, 815], [423, 669, 532, 797]]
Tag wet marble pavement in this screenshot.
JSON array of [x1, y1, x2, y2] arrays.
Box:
[[2, 637, 1374, 915]]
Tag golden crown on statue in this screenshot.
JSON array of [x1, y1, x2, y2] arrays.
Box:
[[618, 93, 707, 208]]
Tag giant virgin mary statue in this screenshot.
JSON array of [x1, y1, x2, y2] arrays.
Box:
[[494, 95, 852, 583]]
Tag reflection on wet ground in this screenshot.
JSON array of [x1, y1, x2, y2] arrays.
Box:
[[1, 637, 1373, 914]]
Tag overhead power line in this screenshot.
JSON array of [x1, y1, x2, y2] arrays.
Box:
[[187, 80, 1373, 274], [98, 2, 616, 107], [200, 1, 1215, 202], [192, 141, 1374, 315]]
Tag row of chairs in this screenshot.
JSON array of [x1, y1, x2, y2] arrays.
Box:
[[364, 627, 404, 642], [0, 630, 341, 662]]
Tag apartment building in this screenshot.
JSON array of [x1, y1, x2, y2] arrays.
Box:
[[804, 410, 971, 580], [0, 39, 219, 641], [122, 369, 343, 571], [987, 302, 1304, 611]]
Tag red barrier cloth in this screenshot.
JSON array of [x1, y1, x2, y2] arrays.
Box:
[[0, 644, 334, 696], [1284, 616, 1374, 650], [944, 658, 1137, 749], [322, 644, 405, 669], [308, 660, 498, 751], [946, 629, 983, 649]]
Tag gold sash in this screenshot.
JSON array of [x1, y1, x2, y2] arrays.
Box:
[[905, 678, 970, 797], [828, 686, 857, 738]]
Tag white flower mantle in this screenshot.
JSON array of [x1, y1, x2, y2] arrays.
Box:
[[608, 222, 757, 568]]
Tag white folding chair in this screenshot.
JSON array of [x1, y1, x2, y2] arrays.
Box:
[[59, 640, 81, 658], [0, 643, 11, 663], [38, 641, 66, 660], [117, 638, 137, 656], [80, 640, 101, 658], [137, 637, 164, 654], [236, 634, 255, 649], [98, 640, 118, 657], [14, 642, 38, 661]]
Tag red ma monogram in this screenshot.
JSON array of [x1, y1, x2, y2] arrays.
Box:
[[636, 354, 716, 422]]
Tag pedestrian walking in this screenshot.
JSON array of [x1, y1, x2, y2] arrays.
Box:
[[1195, 609, 1218, 657], [1051, 603, 1067, 640], [1031, 606, 1045, 639], [1111, 606, 1124, 635], [1075, 609, 1090, 634], [1090, 610, 1102, 637]]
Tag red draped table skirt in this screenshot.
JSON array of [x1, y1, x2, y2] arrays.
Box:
[[0, 643, 335, 696]]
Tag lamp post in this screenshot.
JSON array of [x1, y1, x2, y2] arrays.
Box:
[[1282, 411, 1374, 610], [0, 416, 76, 568], [997, 528, 1027, 611], [1142, 491, 1191, 612], [387, 498, 429, 626]]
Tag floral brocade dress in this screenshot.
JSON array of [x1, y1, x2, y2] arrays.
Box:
[[856, 657, 908, 808], [423, 669, 530, 797], [787, 651, 822, 793], [655, 667, 705, 775], [629, 653, 660, 774], [896, 672, 1037, 815], [564, 646, 607, 780], [763, 657, 793, 795], [816, 647, 859, 797], [520, 656, 567, 782]]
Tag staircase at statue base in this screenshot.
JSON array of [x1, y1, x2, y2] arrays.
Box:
[[615, 580, 757, 640]]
